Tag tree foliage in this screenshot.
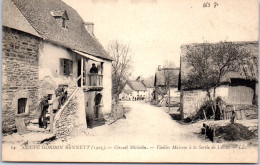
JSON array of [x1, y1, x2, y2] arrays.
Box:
[[183, 41, 253, 118], [162, 61, 177, 87], [183, 42, 252, 92], [107, 40, 133, 98]]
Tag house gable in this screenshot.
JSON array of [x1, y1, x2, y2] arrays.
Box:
[[2, 0, 41, 37]]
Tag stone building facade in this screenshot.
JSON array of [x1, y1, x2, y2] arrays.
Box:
[[2, 27, 40, 133], [2, 0, 113, 133]]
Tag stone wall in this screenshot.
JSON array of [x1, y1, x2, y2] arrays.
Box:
[[112, 104, 124, 120], [2, 27, 40, 133], [181, 89, 208, 119], [55, 89, 87, 141]]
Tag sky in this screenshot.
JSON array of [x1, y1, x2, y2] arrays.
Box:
[[62, 0, 258, 78]]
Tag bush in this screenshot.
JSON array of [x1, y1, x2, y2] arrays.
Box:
[[189, 97, 225, 122]]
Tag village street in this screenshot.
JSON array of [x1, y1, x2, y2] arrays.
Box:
[[42, 100, 256, 162], [57, 101, 214, 145], [2, 100, 258, 162]]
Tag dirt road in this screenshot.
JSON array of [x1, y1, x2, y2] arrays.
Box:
[[2, 101, 258, 162], [80, 101, 204, 145]]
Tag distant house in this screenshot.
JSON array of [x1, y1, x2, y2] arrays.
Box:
[[154, 69, 180, 104], [142, 78, 155, 102], [118, 88, 133, 101], [179, 41, 258, 119], [2, 0, 113, 133], [119, 80, 147, 101]]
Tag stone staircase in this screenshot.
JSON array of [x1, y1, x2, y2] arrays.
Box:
[[67, 86, 77, 96], [27, 86, 79, 133], [27, 119, 50, 133], [54, 88, 87, 141]]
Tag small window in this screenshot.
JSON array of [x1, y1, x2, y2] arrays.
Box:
[[47, 94, 53, 100], [60, 58, 73, 76], [51, 10, 69, 29], [18, 98, 27, 114], [62, 18, 66, 28]]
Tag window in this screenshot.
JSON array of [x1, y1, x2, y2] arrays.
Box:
[[62, 18, 66, 28], [18, 98, 27, 114], [60, 58, 73, 76], [51, 10, 69, 29]]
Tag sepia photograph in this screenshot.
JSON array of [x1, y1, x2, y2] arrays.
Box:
[[1, 0, 259, 163]]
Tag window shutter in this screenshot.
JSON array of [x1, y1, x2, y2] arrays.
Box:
[[60, 58, 64, 75], [69, 60, 73, 75]]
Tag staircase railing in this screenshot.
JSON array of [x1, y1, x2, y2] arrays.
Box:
[[48, 76, 81, 133]]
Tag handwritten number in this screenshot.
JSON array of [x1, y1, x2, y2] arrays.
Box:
[[214, 2, 218, 8], [203, 2, 218, 8]]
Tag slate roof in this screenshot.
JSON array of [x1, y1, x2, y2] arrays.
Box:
[[128, 81, 147, 91], [142, 79, 154, 88], [123, 89, 133, 94], [154, 69, 179, 87], [8, 0, 112, 60], [2, 0, 41, 37]]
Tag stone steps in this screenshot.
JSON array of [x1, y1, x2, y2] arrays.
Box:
[[28, 86, 79, 134], [67, 86, 77, 96], [27, 123, 50, 133]]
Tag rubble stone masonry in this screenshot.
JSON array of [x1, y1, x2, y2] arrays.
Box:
[[2, 27, 40, 133], [55, 90, 87, 140]]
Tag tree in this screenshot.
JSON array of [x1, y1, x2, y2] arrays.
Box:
[[158, 61, 179, 110], [162, 61, 177, 88], [183, 41, 252, 118], [107, 40, 133, 101]]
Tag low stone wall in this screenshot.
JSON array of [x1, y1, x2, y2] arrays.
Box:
[[112, 104, 124, 120], [54, 90, 87, 141]]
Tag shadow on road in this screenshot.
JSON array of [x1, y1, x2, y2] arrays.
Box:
[[123, 106, 131, 114], [169, 113, 182, 121]]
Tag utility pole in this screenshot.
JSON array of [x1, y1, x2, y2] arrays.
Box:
[[158, 65, 179, 112]]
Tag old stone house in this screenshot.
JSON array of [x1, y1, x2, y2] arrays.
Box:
[[119, 80, 147, 101], [179, 41, 258, 119], [154, 69, 180, 105], [2, 0, 113, 133], [118, 88, 133, 101], [142, 78, 155, 102]]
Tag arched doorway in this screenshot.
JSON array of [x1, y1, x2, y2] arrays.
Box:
[[94, 93, 102, 118]]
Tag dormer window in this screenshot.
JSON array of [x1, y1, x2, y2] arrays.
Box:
[[51, 10, 69, 28]]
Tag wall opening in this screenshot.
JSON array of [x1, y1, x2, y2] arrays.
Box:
[[94, 93, 102, 118], [17, 98, 27, 114]]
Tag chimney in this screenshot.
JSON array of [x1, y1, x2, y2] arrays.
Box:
[[84, 22, 94, 36]]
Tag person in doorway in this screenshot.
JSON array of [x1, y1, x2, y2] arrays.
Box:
[[94, 94, 102, 118], [90, 63, 98, 74], [37, 96, 49, 129]]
